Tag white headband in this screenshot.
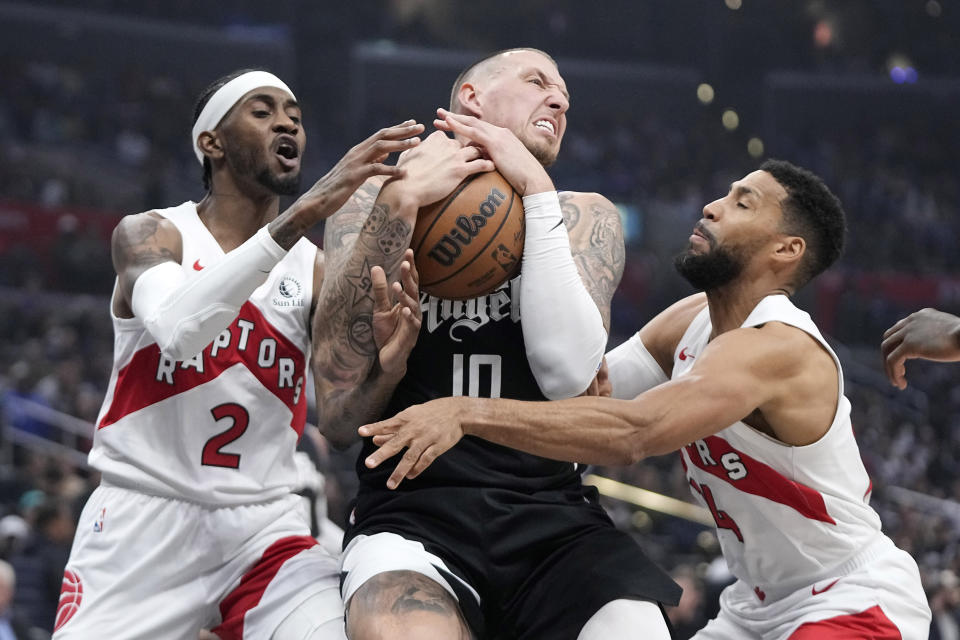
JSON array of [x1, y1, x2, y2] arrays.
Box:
[[191, 71, 296, 164]]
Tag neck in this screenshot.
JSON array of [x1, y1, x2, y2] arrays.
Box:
[[196, 177, 281, 252], [705, 280, 792, 338]]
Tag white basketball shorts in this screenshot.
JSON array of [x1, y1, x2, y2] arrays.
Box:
[[693, 536, 931, 639], [53, 484, 344, 640]]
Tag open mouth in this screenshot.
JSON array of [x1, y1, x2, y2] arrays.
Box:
[[274, 136, 300, 168]]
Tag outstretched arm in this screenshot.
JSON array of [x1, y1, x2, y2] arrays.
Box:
[[362, 321, 836, 489], [312, 131, 495, 448], [882, 308, 960, 389], [114, 121, 422, 362]]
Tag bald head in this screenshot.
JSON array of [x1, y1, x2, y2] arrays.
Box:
[[449, 48, 558, 113]]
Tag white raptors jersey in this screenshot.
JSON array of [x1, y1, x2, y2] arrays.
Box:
[[91, 202, 317, 506], [675, 295, 884, 601]]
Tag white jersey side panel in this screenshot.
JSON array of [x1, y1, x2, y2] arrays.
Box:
[[674, 295, 884, 598], [90, 201, 318, 505]]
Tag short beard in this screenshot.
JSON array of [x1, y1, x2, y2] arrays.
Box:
[[227, 144, 301, 196], [674, 245, 743, 291], [519, 134, 557, 167], [255, 168, 300, 195]]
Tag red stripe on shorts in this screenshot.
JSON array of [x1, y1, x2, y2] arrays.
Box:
[[788, 605, 902, 639], [212, 535, 318, 640]]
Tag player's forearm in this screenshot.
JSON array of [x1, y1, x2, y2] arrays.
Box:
[[315, 365, 404, 449], [459, 395, 652, 466], [313, 187, 418, 385], [461, 371, 720, 466], [519, 192, 608, 399]]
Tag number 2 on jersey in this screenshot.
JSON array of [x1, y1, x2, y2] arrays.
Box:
[[201, 403, 249, 469], [452, 354, 502, 398]]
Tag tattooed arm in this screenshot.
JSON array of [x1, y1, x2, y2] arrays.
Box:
[[111, 212, 183, 319], [312, 131, 495, 448], [312, 190, 418, 449], [560, 191, 626, 332], [512, 190, 622, 400]]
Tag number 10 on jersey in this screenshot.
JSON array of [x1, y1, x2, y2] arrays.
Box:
[[452, 354, 502, 398]]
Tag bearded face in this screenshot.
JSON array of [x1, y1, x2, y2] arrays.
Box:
[[673, 224, 746, 291], [224, 141, 301, 196]]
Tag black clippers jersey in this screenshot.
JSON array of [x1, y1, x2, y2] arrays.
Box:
[[356, 275, 581, 493]]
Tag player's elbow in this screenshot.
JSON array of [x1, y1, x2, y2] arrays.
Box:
[[532, 368, 595, 400], [526, 343, 605, 400], [149, 321, 205, 362]]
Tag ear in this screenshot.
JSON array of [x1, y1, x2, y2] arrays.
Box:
[[772, 235, 805, 267], [196, 130, 225, 162], [457, 82, 482, 118]]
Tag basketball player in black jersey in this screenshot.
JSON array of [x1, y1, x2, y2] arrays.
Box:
[[314, 48, 680, 640]]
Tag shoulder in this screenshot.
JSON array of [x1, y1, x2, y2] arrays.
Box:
[[558, 190, 616, 215], [639, 293, 707, 373], [556, 191, 622, 244], [558, 190, 612, 208], [707, 321, 827, 379], [111, 210, 179, 245]]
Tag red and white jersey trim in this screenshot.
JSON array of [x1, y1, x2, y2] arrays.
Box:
[[674, 295, 883, 596], [90, 201, 318, 506]]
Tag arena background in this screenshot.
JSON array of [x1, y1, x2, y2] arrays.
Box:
[[1, 1, 958, 637]]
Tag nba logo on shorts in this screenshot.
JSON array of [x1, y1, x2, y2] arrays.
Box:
[[93, 507, 105, 532], [54, 569, 83, 631]]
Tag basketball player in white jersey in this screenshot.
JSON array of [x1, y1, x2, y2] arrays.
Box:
[[315, 48, 680, 640], [362, 160, 933, 638], [882, 307, 960, 388], [52, 69, 482, 640]]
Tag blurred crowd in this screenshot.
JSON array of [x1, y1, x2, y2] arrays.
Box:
[[2, 3, 960, 636]]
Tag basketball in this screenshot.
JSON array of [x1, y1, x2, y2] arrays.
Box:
[[412, 170, 525, 300]]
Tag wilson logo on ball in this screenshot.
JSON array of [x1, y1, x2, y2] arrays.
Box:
[[427, 188, 506, 267], [413, 171, 524, 301]]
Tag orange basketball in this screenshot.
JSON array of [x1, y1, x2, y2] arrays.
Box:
[[412, 170, 525, 300]]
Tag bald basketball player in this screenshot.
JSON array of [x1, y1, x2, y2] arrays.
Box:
[[313, 48, 680, 640], [362, 159, 932, 639]]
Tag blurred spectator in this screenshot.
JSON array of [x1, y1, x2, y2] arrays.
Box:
[[8, 500, 74, 634], [0, 559, 37, 640], [929, 570, 960, 640]]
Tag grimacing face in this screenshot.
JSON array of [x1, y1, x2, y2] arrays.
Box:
[[467, 50, 570, 166]]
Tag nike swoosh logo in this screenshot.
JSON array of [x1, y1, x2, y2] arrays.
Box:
[[193, 260, 204, 271], [811, 578, 840, 595]]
